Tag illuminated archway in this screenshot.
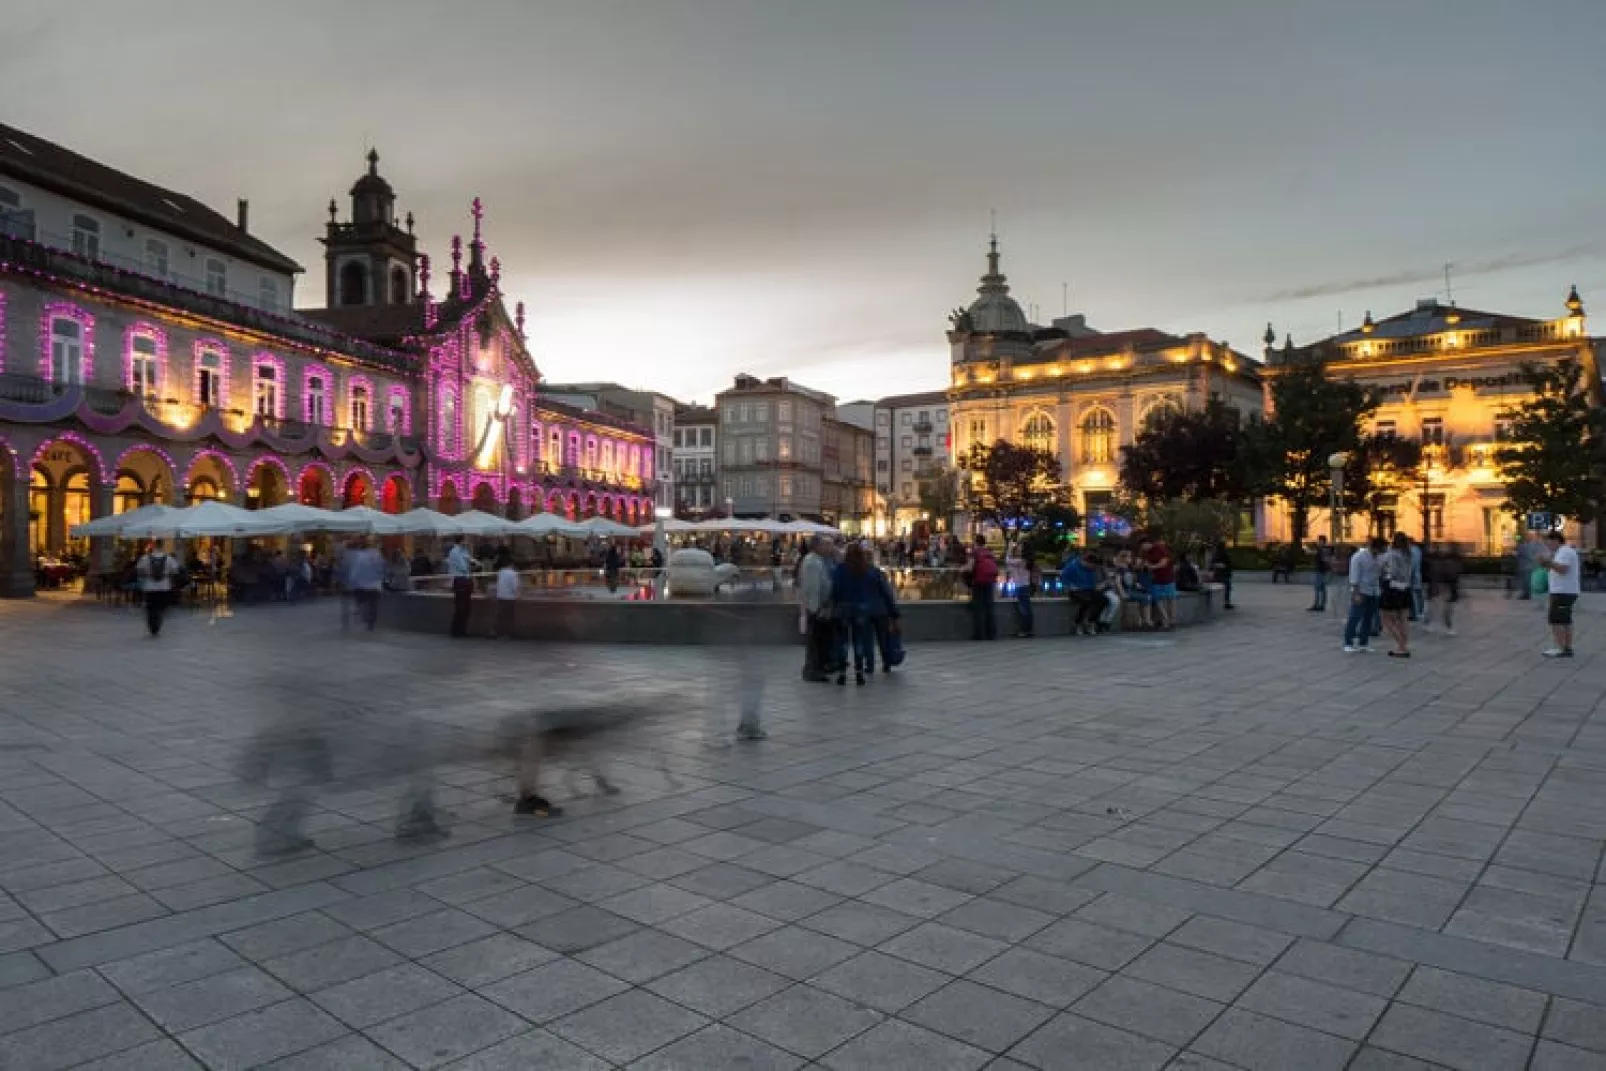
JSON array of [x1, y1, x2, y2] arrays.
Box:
[[506, 486, 523, 520], [114, 445, 176, 509], [342, 468, 374, 508], [245, 456, 289, 510], [297, 461, 334, 507], [186, 451, 236, 504], [381, 474, 409, 514], [438, 479, 461, 515], [470, 482, 497, 514]]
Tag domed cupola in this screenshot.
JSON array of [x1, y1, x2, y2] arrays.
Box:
[[964, 235, 1031, 335]]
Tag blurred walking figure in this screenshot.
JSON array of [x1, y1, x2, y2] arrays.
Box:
[[1427, 544, 1462, 636], [135, 541, 175, 637], [1209, 541, 1234, 610], [799, 536, 834, 682], [1378, 532, 1414, 658], [491, 548, 518, 639], [830, 543, 877, 685], [866, 556, 903, 671], [962, 534, 999, 641], [603, 541, 623, 593], [1010, 546, 1038, 638], [447, 536, 474, 638], [346, 537, 386, 631], [1308, 535, 1331, 611]]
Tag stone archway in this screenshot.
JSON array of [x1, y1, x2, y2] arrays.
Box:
[[0, 442, 22, 595], [506, 486, 523, 520], [470, 482, 497, 514], [565, 492, 579, 521], [381, 474, 410, 515], [245, 457, 290, 510], [527, 487, 545, 514], [185, 451, 236, 505], [296, 462, 333, 508], [30, 437, 107, 559], [343, 468, 374, 509], [582, 492, 597, 519], [438, 479, 461, 516], [114, 445, 177, 511]]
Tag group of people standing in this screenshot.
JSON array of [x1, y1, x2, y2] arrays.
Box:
[[797, 536, 903, 685]]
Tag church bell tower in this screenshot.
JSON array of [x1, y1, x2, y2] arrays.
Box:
[[320, 149, 419, 308]]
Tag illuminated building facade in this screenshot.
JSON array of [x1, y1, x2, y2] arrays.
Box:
[[1262, 293, 1599, 552], [0, 124, 421, 596], [945, 238, 1262, 526]]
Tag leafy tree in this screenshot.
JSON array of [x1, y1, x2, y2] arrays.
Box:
[[1022, 503, 1083, 561], [916, 468, 959, 531], [1118, 398, 1254, 503], [962, 439, 1066, 535], [1142, 498, 1239, 558], [1345, 432, 1423, 538], [1495, 360, 1606, 527], [1244, 363, 1378, 549]]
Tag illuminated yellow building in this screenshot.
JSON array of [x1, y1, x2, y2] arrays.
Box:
[[1261, 291, 1599, 552], [945, 238, 1262, 525]]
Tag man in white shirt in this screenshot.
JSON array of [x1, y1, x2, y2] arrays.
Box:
[[135, 542, 177, 637], [1538, 530, 1580, 657], [345, 538, 387, 631], [798, 536, 833, 681], [446, 537, 474, 638]]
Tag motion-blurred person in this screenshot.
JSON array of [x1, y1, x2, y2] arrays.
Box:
[[136, 541, 176, 637], [867, 558, 903, 672], [1209, 541, 1234, 610], [1426, 545, 1462, 636], [1309, 535, 1332, 611], [346, 537, 386, 631], [799, 536, 834, 682], [1010, 546, 1038, 638], [604, 541, 623, 593], [446, 536, 474, 638], [491, 548, 518, 639]]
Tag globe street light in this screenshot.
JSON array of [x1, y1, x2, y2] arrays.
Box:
[[1328, 451, 1350, 546]]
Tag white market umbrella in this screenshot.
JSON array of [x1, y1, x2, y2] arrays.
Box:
[[255, 503, 371, 534], [577, 516, 639, 538], [517, 513, 589, 538], [447, 509, 521, 537], [71, 503, 176, 538], [782, 520, 841, 536], [120, 500, 287, 539], [334, 505, 408, 534], [635, 517, 696, 535], [382, 508, 464, 536]]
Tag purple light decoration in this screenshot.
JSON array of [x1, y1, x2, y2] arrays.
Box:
[[340, 464, 376, 504], [250, 352, 287, 419], [450, 235, 465, 300], [346, 374, 376, 431], [437, 382, 460, 458], [419, 254, 436, 329], [245, 454, 290, 489], [0, 291, 7, 373], [489, 256, 500, 291], [124, 321, 170, 395], [192, 338, 231, 410], [295, 458, 334, 500], [386, 384, 412, 435], [515, 300, 525, 339], [302, 362, 335, 425], [40, 300, 95, 381], [185, 447, 240, 495], [32, 430, 108, 483]]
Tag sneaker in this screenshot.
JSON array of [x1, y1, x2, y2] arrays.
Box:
[[1343, 644, 1357, 653], [514, 794, 560, 817], [1543, 647, 1565, 658], [1358, 645, 1373, 653], [736, 723, 768, 741], [1560, 649, 1576, 658], [1444, 628, 1457, 636]]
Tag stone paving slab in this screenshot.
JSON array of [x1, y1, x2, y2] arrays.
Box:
[[0, 585, 1602, 1067]]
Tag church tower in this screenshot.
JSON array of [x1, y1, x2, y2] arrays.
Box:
[[320, 149, 419, 308]]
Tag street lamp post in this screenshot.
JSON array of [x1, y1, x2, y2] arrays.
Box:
[[1328, 451, 1349, 547]]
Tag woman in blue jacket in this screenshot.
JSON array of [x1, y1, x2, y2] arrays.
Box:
[[831, 543, 878, 685]]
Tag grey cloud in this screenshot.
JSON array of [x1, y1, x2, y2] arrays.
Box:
[[1257, 246, 1603, 304]]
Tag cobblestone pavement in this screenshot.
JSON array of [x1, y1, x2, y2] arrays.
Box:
[[0, 583, 1603, 1069]]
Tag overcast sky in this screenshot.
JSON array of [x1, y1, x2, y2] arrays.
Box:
[[5, 0, 1604, 403]]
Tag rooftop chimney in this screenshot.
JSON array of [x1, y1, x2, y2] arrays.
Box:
[[236, 198, 249, 233]]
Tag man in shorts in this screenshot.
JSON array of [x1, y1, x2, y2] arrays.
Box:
[[1538, 530, 1580, 657], [1139, 534, 1177, 630]]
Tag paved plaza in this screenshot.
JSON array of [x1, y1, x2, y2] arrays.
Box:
[[0, 584, 1602, 1069]]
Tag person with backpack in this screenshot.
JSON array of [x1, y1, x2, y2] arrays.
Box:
[[961, 534, 998, 641], [136, 541, 176, 637]]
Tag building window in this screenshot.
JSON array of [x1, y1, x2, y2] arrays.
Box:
[[71, 214, 100, 259], [778, 436, 792, 460], [350, 383, 371, 430], [755, 438, 769, 461], [723, 407, 735, 424], [145, 239, 168, 278], [672, 429, 683, 448], [724, 441, 735, 464], [754, 402, 768, 424], [49, 318, 84, 384], [1080, 407, 1116, 463], [258, 277, 279, 311], [549, 427, 563, 468], [1375, 419, 1397, 438], [700, 458, 712, 476], [387, 388, 408, 434], [205, 258, 227, 297], [602, 440, 615, 473], [390, 266, 408, 305], [196, 349, 224, 407], [901, 459, 912, 471], [1493, 417, 1512, 442], [700, 427, 712, 447], [584, 437, 599, 471], [130, 333, 160, 397], [740, 439, 753, 463], [1020, 410, 1055, 453], [968, 417, 986, 446], [900, 435, 912, 448], [1421, 417, 1445, 445], [308, 375, 330, 426], [778, 401, 792, 423], [876, 459, 888, 471], [253, 363, 279, 418], [567, 432, 580, 466]]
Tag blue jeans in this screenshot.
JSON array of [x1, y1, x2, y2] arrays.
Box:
[[1312, 571, 1328, 609], [835, 610, 874, 673], [1344, 593, 1378, 647], [1015, 586, 1034, 635]]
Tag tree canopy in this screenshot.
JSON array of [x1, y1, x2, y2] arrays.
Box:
[[1118, 397, 1255, 503], [1495, 359, 1606, 527], [963, 439, 1067, 534]]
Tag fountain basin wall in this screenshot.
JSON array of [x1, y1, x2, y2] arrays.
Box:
[[384, 587, 1219, 644]]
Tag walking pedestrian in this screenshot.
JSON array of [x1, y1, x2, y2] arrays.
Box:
[[1209, 541, 1234, 610], [1408, 535, 1425, 622], [491, 548, 519, 639], [961, 534, 999, 641], [135, 541, 175, 637], [1515, 531, 1540, 600], [1378, 532, 1414, 658], [1010, 546, 1038, 638], [799, 536, 834, 681], [346, 537, 386, 631], [1343, 536, 1384, 653], [603, 541, 623, 593], [1427, 545, 1462, 636], [1537, 530, 1579, 657], [1308, 535, 1332, 611], [830, 543, 877, 685], [1140, 533, 1178, 631], [867, 557, 902, 671], [446, 536, 473, 638]]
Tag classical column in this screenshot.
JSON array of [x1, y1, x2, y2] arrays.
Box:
[[91, 483, 115, 576], [1, 473, 34, 597]]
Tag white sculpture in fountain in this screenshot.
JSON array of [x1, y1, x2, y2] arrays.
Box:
[[664, 548, 740, 598]]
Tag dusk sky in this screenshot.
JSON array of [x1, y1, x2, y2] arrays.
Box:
[[5, 0, 1604, 404]]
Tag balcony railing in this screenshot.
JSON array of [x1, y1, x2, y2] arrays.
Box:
[[913, 420, 934, 433], [912, 445, 934, 456]]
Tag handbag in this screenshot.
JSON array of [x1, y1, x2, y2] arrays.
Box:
[[1530, 566, 1549, 596], [885, 621, 906, 666]]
